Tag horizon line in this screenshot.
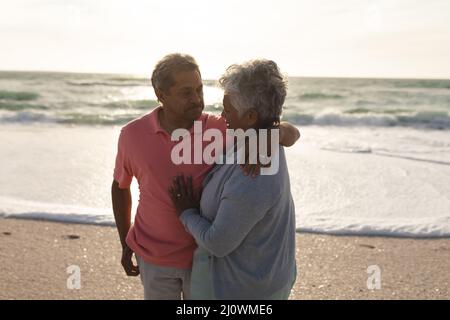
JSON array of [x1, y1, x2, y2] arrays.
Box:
[[0, 69, 449, 82]]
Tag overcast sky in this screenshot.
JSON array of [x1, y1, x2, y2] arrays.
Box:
[[1, 0, 449, 79]]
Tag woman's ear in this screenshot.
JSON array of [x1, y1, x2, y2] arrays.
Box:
[[246, 109, 259, 127]]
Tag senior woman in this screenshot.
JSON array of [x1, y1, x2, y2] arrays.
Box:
[[169, 59, 297, 300]]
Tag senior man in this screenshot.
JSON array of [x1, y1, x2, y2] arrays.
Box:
[[111, 53, 300, 300]]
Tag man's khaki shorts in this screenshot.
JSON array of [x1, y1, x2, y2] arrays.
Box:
[[136, 255, 191, 300]]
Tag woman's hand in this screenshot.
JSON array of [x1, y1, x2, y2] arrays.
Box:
[[240, 128, 274, 178], [169, 174, 201, 216]]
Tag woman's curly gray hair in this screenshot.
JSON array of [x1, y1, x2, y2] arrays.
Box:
[[219, 59, 287, 128]]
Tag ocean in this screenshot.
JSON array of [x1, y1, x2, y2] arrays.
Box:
[[1, 71, 450, 128], [1, 71, 449, 237]]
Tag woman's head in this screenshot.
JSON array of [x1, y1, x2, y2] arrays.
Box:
[[219, 59, 287, 130]]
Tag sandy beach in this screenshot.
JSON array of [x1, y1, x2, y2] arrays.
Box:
[[0, 218, 448, 300]]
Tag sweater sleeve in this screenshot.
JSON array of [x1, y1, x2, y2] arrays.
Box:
[[179, 173, 277, 257]]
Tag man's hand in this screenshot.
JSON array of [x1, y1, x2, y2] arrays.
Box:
[[279, 121, 300, 147], [121, 244, 140, 277]]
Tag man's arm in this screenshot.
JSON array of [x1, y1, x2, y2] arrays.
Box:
[[111, 180, 132, 247], [279, 121, 301, 147], [111, 180, 139, 276]]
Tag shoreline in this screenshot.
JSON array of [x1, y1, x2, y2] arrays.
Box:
[[3, 216, 450, 240], [0, 218, 448, 300]]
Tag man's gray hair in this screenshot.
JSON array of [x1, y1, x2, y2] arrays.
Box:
[[151, 53, 200, 92], [219, 59, 287, 128]]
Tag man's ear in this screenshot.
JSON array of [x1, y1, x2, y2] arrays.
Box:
[[155, 88, 165, 103]]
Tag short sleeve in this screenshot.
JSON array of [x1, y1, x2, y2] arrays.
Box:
[[113, 129, 133, 188]]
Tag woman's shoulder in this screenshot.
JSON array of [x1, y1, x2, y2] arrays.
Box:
[[224, 147, 288, 200]]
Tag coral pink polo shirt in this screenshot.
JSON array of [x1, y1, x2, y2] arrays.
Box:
[[113, 107, 226, 269]]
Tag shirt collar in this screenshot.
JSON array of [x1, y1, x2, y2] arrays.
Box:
[[148, 106, 165, 134], [148, 106, 207, 136]]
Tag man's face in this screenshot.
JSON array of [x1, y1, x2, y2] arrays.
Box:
[[160, 70, 204, 122]]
